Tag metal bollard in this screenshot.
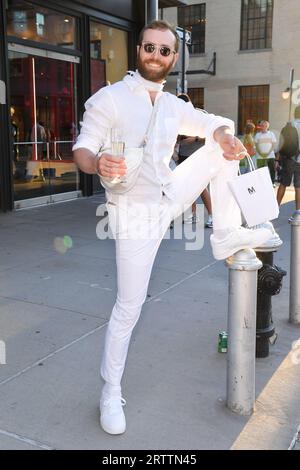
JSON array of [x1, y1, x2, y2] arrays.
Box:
[[226, 249, 262, 416], [255, 232, 285, 358], [289, 210, 300, 324]]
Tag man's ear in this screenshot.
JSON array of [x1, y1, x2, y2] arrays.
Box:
[[172, 52, 179, 69]]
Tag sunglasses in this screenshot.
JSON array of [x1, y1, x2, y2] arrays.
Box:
[[141, 42, 176, 57]]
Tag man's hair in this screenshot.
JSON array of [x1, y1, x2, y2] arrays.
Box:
[[244, 122, 255, 134], [260, 120, 270, 129], [295, 106, 300, 119], [138, 20, 180, 52]]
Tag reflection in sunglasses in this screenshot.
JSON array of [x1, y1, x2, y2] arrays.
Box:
[[141, 42, 176, 57]]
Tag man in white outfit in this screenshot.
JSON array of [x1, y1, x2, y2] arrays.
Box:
[[73, 21, 272, 435]]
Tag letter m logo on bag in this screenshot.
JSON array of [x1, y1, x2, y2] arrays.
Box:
[[248, 186, 256, 195]]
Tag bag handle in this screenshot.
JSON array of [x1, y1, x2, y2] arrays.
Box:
[[238, 153, 255, 175], [142, 105, 159, 147]]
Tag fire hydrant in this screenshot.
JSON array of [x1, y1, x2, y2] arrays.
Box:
[[255, 230, 286, 358]]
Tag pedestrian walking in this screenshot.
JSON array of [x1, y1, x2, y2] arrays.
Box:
[[277, 106, 300, 212]]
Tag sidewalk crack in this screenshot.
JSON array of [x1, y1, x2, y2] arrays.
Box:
[[0, 428, 55, 450]]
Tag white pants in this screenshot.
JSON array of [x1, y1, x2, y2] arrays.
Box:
[[100, 146, 240, 386]]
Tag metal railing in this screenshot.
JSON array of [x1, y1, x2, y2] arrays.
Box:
[[53, 140, 74, 160], [13, 140, 74, 161]]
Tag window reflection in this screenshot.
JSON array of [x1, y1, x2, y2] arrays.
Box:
[[9, 49, 79, 200], [7, 0, 77, 49], [90, 21, 128, 94]]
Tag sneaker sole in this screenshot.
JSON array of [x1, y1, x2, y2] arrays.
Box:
[[212, 230, 272, 260], [100, 415, 126, 435], [213, 244, 258, 260]]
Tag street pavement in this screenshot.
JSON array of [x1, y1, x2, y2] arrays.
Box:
[[0, 190, 299, 450]]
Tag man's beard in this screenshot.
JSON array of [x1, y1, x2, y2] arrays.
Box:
[[137, 51, 175, 82]]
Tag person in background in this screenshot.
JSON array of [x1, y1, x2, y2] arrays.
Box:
[[177, 93, 213, 227], [276, 106, 300, 211], [10, 106, 19, 164], [254, 120, 277, 185], [31, 121, 47, 160], [242, 121, 256, 170], [256, 120, 263, 133]]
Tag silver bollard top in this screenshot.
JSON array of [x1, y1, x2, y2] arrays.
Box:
[[289, 210, 300, 226], [226, 248, 263, 271]]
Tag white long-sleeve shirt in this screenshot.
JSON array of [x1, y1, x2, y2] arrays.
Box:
[[73, 72, 234, 201]]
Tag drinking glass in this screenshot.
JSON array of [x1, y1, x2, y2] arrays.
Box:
[[111, 128, 126, 183]]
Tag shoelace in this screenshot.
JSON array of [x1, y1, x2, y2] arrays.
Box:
[[103, 396, 126, 413], [239, 224, 262, 231], [249, 223, 274, 234]]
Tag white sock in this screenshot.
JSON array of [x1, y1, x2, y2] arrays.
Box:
[[102, 382, 121, 398]]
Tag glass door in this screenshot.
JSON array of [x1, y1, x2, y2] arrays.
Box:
[[8, 45, 79, 204]]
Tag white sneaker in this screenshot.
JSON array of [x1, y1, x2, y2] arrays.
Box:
[[100, 395, 126, 435], [184, 214, 201, 224], [183, 214, 193, 224], [205, 215, 213, 228], [247, 221, 282, 250], [210, 226, 273, 260]]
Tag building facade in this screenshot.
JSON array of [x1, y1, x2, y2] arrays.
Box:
[[162, 0, 300, 137], [0, 0, 185, 211]]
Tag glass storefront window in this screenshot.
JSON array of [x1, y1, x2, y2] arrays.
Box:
[[7, 0, 77, 49], [9, 47, 79, 201], [90, 21, 128, 94]]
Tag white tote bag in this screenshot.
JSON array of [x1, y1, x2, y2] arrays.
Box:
[[228, 156, 279, 227]]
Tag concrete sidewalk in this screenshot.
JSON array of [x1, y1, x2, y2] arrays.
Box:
[[0, 193, 299, 450]]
